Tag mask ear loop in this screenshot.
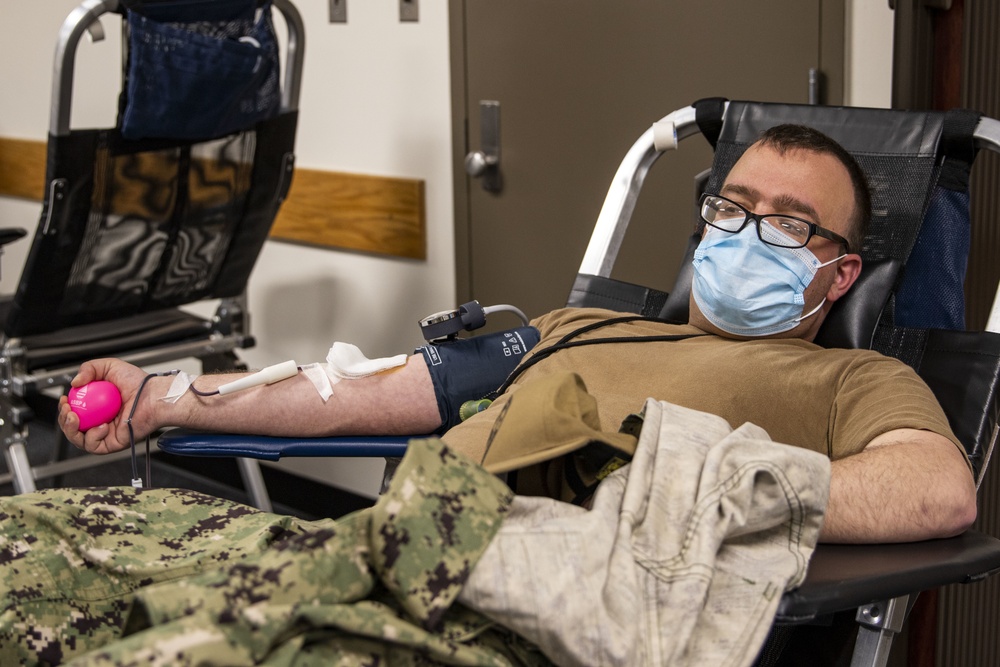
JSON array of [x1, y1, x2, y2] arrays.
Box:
[[790, 253, 848, 326], [815, 252, 848, 269], [128, 370, 179, 489]]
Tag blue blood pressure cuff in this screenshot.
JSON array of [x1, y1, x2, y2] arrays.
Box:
[[415, 326, 540, 433]]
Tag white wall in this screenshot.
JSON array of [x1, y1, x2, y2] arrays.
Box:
[[846, 0, 895, 108], [0, 1, 894, 499]]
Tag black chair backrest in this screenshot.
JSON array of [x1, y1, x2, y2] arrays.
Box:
[[695, 100, 979, 333], [696, 101, 1000, 481], [569, 100, 1000, 482]]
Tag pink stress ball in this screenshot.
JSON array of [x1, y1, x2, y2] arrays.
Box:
[[68, 381, 123, 432]]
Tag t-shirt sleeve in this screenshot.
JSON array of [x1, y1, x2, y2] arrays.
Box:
[[829, 354, 968, 468]]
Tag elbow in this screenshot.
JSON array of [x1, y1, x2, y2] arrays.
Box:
[[929, 439, 979, 539], [951, 489, 978, 537], [935, 479, 978, 539]]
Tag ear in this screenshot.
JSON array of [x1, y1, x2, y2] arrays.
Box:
[[826, 254, 863, 303]]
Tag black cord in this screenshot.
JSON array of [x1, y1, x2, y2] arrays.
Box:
[[487, 316, 706, 399], [126, 365, 306, 486], [188, 384, 220, 397], [128, 370, 179, 487]]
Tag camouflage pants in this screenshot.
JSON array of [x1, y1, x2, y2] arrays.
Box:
[[0, 440, 551, 667]]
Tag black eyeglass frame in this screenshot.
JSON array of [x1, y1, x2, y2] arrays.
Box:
[[699, 193, 852, 253]]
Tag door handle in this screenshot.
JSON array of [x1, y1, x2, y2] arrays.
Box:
[[465, 100, 502, 192]]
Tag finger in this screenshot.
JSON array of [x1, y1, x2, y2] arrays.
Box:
[[61, 408, 85, 449], [82, 423, 113, 454], [71, 358, 120, 387], [70, 362, 99, 387]]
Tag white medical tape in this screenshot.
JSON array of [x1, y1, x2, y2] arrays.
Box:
[[300, 362, 338, 402], [652, 119, 678, 151], [160, 370, 195, 404]]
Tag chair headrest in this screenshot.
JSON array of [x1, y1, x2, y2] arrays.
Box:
[[813, 258, 901, 349], [657, 233, 701, 324]]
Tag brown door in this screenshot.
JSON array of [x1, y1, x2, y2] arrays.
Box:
[[451, 0, 845, 322]]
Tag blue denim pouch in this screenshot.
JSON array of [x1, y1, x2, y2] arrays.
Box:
[[121, 1, 280, 140]]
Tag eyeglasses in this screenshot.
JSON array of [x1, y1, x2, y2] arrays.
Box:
[[699, 193, 851, 252]]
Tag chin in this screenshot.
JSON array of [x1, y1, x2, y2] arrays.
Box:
[[690, 313, 816, 342]]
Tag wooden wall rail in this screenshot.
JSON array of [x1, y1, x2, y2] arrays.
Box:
[[0, 136, 426, 260], [0, 138, 46, 202]]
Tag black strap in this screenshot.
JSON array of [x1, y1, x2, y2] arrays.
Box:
[[563, 452, 598, 505], [693, 97, 729, 150], [938, 108, 982, 191], [487, 315, 706, 399]]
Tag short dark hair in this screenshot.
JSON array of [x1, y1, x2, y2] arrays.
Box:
[[756, 124, 872, 254]]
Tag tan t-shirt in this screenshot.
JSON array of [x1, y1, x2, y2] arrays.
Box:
[[443, 307, 963, 464]]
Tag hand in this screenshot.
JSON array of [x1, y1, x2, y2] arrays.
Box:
[[59, 359, 158, 455]]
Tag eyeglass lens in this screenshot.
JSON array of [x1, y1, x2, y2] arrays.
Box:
[[701, 196, 810, 248]]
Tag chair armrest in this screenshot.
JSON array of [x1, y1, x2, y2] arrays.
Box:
[[157, 428, 414, 461], [775, 531, 1000, 624], [0, 228, 26, 247]]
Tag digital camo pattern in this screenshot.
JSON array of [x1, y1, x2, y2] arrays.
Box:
[[0, 439, 550, 666]]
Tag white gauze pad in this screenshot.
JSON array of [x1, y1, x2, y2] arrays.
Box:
[[327, 342, 407, 378]]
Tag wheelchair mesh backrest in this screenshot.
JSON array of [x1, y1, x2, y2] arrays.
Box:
[[4, 1, 297, 337]]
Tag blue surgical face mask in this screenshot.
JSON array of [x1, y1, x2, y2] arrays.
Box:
[[691, 224, 845, 337]]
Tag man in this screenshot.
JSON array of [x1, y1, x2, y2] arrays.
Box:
[[56, 124, 977, 545]]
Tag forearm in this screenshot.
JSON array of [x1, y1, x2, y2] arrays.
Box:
[[821, 429, 977, 543], [61, 354, 443, 455], [150, 355, 441, 437]]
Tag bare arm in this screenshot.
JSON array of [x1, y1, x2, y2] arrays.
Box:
[[820, 428, 977, 543], [58, 356, 442, 455]]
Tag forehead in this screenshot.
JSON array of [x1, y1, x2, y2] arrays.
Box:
[[721, 144, 854, 231]]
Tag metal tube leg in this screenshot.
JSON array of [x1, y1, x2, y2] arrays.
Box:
[[4, 442, 37, 493], [851, 595, 910, 667], [236, 457, 272, 512], [379, 456, 403, 495]]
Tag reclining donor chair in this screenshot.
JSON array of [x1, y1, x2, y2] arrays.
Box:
[[160, 99, 1000, 665], [0, 0, 305, 511]]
